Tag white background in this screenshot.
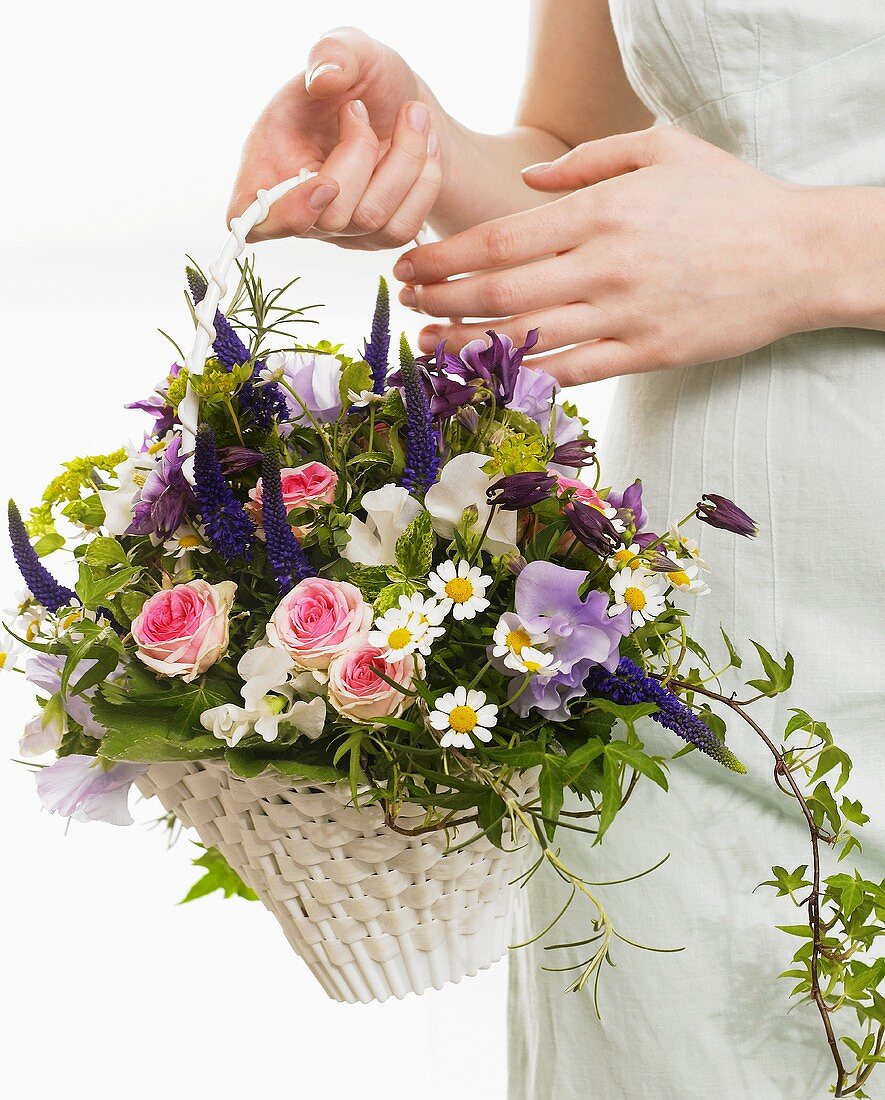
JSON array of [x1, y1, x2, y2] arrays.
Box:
[[0, 4, 613, 1097]]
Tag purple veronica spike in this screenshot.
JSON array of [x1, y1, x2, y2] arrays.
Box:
[[186, 267, 288, 429], [585, 657, 747, 772], [364, 276, 391, 395], [696, 494, 758, 538], [487, 471, 556, 510], [193, 427, 256, 561], [8, 502, 76, 614], [261, 449, 316, 592], [398, 335, 440, 495], [127, 436, 195, 539]]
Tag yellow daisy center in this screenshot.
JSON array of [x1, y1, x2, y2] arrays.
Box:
[[0, 652, 8, 669], [444, 577, 474, 604], [448, 705, 478, 733], [613, 549, 640, 569], [668, 570, 691, 588], [506, 628, 532, 654], [179, 534, 202, 549], [387, 627, 413, 650], [624, 586, 647, 611], [523, 659, 543, 673]]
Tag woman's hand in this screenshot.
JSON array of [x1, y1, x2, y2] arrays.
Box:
[[227, 26, 443, 249], [394, 126, 836, 383]]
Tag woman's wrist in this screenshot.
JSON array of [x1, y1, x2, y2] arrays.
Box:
[[794, 185, 885, 333]]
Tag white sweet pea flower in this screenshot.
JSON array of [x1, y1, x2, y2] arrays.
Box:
[[342, 483, 423, 567], [97, 446, 158, 536], [200, 643, 327, 748], [424, 452, 518, 557]]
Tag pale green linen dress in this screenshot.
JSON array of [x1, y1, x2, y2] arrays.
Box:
[[508, 2, 885, 1096]]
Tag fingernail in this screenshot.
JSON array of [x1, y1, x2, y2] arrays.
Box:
[[394, 258, 415, 282], [308, 183, 338, 210], [427, 130, 440, 157], [407, 102, 429, 132], [399, 286, 417, 308], [307, 61, 342, 86], [521, 162, 552, 174], [420, 326, 440, 345], [350, 99, 369, 121]]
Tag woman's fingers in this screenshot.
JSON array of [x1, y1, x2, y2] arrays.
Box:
[[312, 100, 381, 233], [399, 252, 584, 319], [349, 101, 431, 235], [521, 127, 666, 191], [304, 26, 375, 98], [236, 174, 341, 243], [524, 339, 642, 385], [417, 303, 612, 355], [374, 131, 442, 246], [393, 198, 584, 284]]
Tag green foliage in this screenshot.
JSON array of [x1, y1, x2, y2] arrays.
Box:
[[180, 845, 258, 904], [395, 511, 434, 579]]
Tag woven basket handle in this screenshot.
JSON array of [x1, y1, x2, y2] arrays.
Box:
[[178, 168, 317, 448]]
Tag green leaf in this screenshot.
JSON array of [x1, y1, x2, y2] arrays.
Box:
[[373, 581, 416, 616], [476, 787, 507, 848], [338, 359, 372, 410], [120, 590, 149, 622], [539, 756, 566, 840], [34, 532, 66, 557], [180, 845, 258, 904], [746, 642, 794, 696], [100, 725, 223, 762], [84, 537, 129, 567], [596, 751, 622, 842], [606, 741, 669, 791], [395, 511, 434, 579], [587, 697, 659, 728], [225, 750, 345, 785], [760, 864, 811, 897], [719, 627, 743, 669], [74, 562, 141, 610]]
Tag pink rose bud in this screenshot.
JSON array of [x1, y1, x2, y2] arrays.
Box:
[[247, 461, 338, 536], [267, 577, 372, 671], [131, 580, 236, 682], [327, 644, 416, 722]]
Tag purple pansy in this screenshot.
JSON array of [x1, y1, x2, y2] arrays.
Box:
[[35, 755, 148, 826], [126, 435, 195, 539]]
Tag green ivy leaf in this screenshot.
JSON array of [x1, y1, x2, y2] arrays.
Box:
[[596, 750, 622, 842], [374, 581, 417, 616], [606, 741, 669, 791], [539, 755, 567, 840], [84, 537, 129, 567], [224, 749, 346, 785], [34, 532, 66, 557], [746, 642, 794, 696], [338, 359, 372, 411], [180, 845, 258, 904], [395, 511, 434, 579]]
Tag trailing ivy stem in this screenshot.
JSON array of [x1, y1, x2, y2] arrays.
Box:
[[669, 678, 851, 1097]]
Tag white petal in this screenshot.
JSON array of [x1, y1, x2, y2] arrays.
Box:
[[466, 689, 486, 709], [428, 710, 450, 730]]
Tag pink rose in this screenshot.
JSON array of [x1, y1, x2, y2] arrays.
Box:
[[554, 475, 606, 510], [267, 577, 371, 670], [132, 580, 236, 682], [327, 644, 415, 722], [247, 461, 338, 536]]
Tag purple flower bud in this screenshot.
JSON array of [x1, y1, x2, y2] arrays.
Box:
[[505, 553, 528, 576], [647, 553, 682, 572], [219, 446, 264, 474], [565, 500, 621, 555], [551, 437, 596, 469], [696, 494, 757, 538], [456, 405, 480, 433], [487, 471, 556, 510]]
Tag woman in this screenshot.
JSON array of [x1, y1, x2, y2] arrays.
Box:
[[229, 4, 885, 1096]]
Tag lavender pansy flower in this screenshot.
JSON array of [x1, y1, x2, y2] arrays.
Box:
[[127, 435, 195, 539], [508, 363, 557, 423], [35, 755, 148, 826]]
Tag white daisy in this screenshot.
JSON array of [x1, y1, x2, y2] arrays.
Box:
[[428, 686, 498, 749], [666, 560, 711, 596], [604, 504, 627, 535], [427, 559, 491, 621], [668, 524, 712, 571], [163, 522, 211, 558], [369, 607, 429, 660], [505, 646, 562, 678], [398, 592, 447, 651], [4, 590, 46, 645], [0, 633, 23, 674], [606, 542, 645, 572], [491, 613, 547, 663], [608, 568, 668, 627]]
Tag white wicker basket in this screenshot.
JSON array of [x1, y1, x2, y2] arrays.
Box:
[[138, 761, 533, 1002]]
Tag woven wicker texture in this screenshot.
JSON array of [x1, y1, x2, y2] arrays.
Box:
[[138, 761, 533, 1002]]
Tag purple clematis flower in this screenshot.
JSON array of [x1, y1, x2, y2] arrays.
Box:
[[508, 560, 630, 721], [607, 479, 648, 532], [127, 435, 195, 539], [35, 755, 148, 826]]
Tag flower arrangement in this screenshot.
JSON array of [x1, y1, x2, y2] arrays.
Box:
[[8, 262, 883, 1096]]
